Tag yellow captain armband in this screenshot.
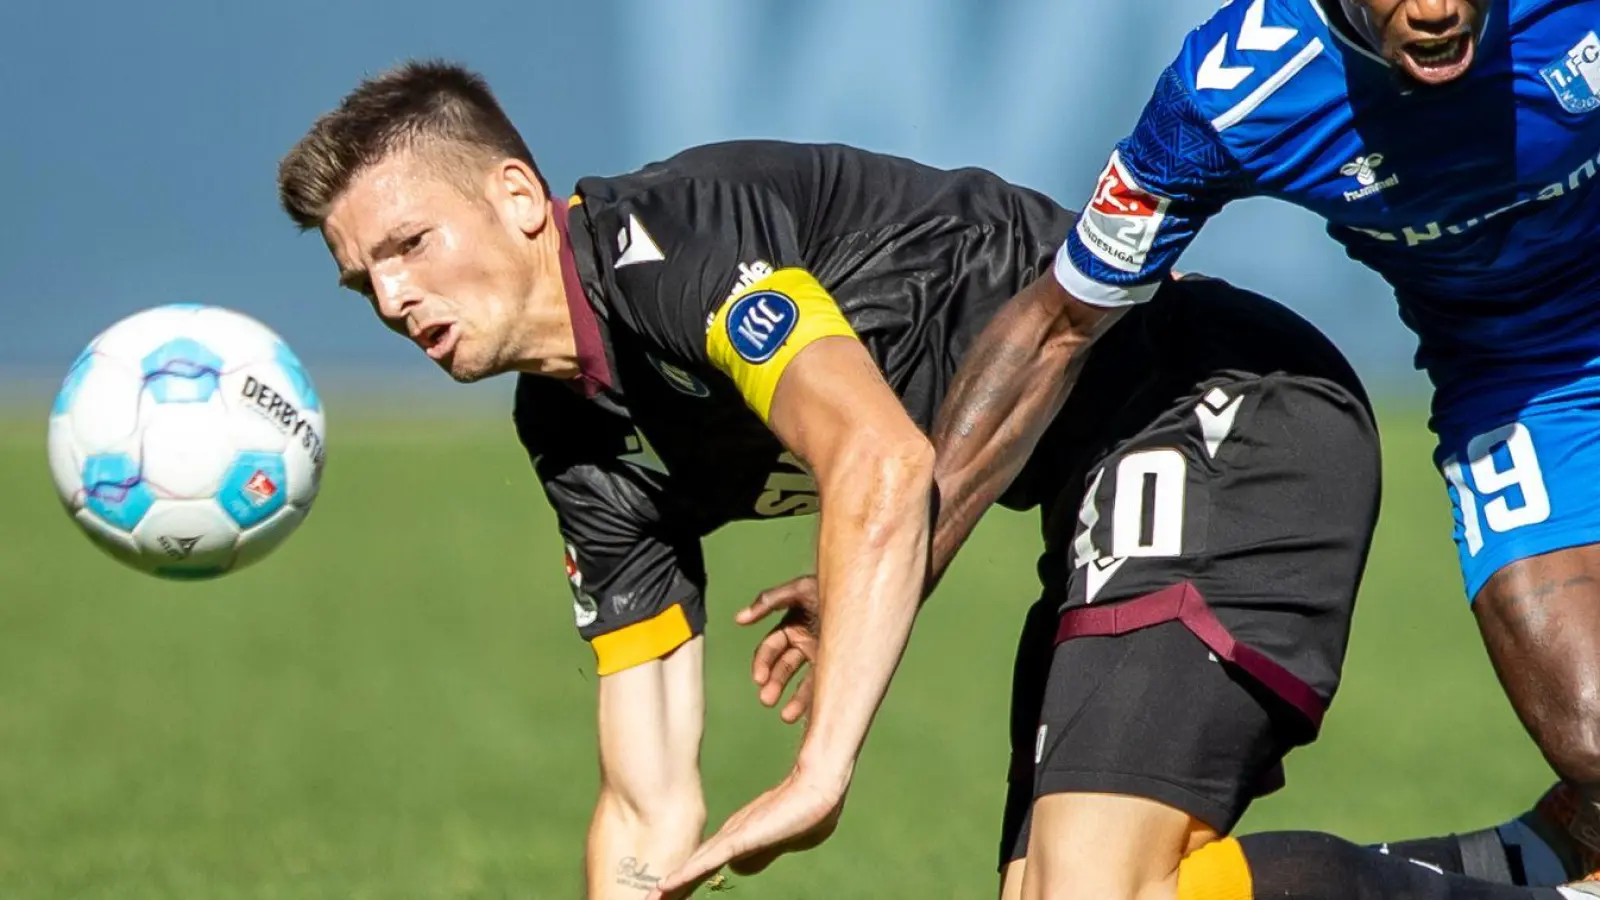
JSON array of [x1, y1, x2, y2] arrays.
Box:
[[705, 267, 858, 422]]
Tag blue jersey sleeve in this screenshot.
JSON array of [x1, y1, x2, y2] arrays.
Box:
[[1059, 66, 1253, 306]]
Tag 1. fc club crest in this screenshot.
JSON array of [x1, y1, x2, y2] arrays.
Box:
[[1541, 31, 1600, 115]]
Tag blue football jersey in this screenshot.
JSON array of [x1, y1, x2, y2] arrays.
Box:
[[1058, 0, 1600, 417]]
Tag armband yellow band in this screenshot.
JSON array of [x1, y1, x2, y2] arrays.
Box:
[[705, 267, 858, 422], [591, 603, 694, 676]]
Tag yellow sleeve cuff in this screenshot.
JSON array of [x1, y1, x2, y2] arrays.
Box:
[[705, 267, 858, 422], [591, 603, 694, 676]]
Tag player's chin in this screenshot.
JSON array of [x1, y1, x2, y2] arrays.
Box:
[[432, 341, 493, 384]]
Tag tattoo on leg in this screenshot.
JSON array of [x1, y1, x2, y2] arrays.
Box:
[[616, 857, 661, 892], [1499, 575, 1595, 620]]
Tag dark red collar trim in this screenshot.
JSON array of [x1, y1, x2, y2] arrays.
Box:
[[554, 199, 612, 397]]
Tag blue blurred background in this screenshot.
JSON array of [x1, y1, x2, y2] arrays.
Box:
[[0, 0, 1426, 412]]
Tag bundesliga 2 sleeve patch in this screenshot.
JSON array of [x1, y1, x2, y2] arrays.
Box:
[[1078, 150, 1172, 274], [705, 267, 857, 422]]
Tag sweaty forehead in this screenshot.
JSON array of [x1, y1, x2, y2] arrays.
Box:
[[324, 155, 471, 256]]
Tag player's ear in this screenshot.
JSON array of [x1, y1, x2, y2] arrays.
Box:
[[493, 158, 549, 237]]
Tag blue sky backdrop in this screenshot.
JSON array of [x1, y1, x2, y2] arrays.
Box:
[[0, 0, 1426, 406]]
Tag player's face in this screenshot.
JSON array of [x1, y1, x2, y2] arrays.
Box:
[[321, 151, 544, 383], [1347, 0, 1487, 86]]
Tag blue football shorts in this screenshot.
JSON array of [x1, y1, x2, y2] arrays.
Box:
[[1436, 385, 1600, 603]]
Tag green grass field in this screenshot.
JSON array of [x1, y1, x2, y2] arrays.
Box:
[[0, 405, 1554, 898]]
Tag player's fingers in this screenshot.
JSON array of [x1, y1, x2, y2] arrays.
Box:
[[751, 629, 791, 688], [655, 829, 747, 897], [780, 673, 814, 725], [729, 847, 784, 877], [736, 579, 807, 625], [760, 647, 808, 707]]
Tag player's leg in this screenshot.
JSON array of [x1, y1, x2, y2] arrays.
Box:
[[1176, 831, 1585, 899], [1018, 370, 1379, 900], [1016, 619, 1302, 900], [998, 597, 1065, 900], [588, 635, 707, 898], [1022, 792, 1215, 900], [1474, 545, 1600, 880], [1438, 409, 1600, 884]]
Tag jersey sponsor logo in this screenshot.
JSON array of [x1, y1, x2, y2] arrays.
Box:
[[1541, 31, 1600, 115], [707, 261, 779, 331], [755, 451, 819, 517], [614, 214, 665, 268], [729, 260, 776, 301], [565, 543, 600, 628], [725, 290, 799, 363], [1339, 153, 1399, 201], [645, 354, 711, 398], [1348, 145, 1600, 246], [1078, 151, 1171, 273]]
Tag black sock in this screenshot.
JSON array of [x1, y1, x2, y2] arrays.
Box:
[[1377, 829, 1524, 884], [1238, 831, 1567, 899]]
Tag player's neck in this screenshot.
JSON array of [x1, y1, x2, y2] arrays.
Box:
[[513, 218, 582, 380]]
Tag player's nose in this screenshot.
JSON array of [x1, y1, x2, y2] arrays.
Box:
[[370, 269, 420, 322], [1404, 0, 1461, 35]]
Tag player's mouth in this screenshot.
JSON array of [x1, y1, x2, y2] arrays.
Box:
[[417, 322, 460, 361], [1397, 33, 1474, 85]]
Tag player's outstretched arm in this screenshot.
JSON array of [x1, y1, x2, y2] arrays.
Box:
[[926, 271, 1126, 585], [649, 335, 935, 897], [588, 638, 707, 898], [765, 335, 936, 786]]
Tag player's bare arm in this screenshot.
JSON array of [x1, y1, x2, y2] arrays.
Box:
[[588, 640, 706, 899], [649, 335, 936, 898], [923, 272, 1125, 586]]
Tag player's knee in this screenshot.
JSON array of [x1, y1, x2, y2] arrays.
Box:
[[1540, 706, 1600, 785]]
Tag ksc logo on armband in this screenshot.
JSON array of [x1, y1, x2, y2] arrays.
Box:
[[726, 291, 799, 363]]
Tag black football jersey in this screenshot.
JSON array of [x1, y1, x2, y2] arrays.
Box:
[[510, 141, 1364, 675]]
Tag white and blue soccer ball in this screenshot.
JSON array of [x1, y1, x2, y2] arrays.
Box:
[[46, 304, 326, 580]]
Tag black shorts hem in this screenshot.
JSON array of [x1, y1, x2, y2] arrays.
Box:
[[1033, 769, 1238, 835]]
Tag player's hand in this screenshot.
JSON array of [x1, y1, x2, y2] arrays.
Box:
[[738, 576, 820, 724], [646, 764, 848, 899]]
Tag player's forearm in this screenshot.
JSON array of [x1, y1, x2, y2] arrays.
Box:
[[927, 273, 1124, 589], [796, 436, 935, 782], [587, 790, 702, 897], [588, 649, 707, 897]]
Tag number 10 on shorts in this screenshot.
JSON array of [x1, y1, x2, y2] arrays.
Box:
[[1442, 422, 1551, 556]]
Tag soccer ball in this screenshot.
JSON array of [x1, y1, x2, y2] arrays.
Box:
[[47, 304, 326, 580]]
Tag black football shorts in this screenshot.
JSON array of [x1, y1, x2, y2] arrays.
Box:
[[1000, 372, 1381, 867]]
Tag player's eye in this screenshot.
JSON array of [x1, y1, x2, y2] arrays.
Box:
[[398, 231, 427, 257]]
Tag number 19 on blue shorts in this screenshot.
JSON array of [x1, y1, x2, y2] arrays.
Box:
[[1439, 408, 1600, 603]]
